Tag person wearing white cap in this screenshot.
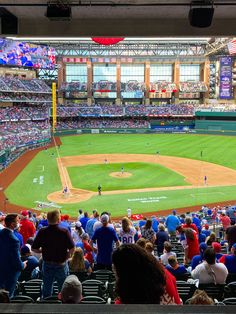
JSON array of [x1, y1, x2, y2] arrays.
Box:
[[91, 214, 120, 270], [71, 221, 85, 244]]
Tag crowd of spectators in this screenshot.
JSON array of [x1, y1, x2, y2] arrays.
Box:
[[179, 82, 207, 93], [0, 93, 51, 103], [150, 82, 176, 92], [0, 105, 49, 121], [0, 203, 235, 304], [56, 117, 149, 130], [0, 77, 51, 93], [92, 81, 117, 91], [60, 82, 87, 92]]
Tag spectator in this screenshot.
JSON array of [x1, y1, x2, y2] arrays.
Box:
[[0, 213, 5, 230], [80, 212, 89, 231], [145, 241, 158, 260], [155, 224, 169, 255], [19, 210, 36, 244], [191, 242, 208, 270], [160, 241, 176, 265], [151, 216, 159, 233], [119, 217, 136, 244], [211, 242, 223, 260], [188, 289, 214, 305], [165, 210, 180, 235], [112, 244, 181, 304], [166, 256, 188, 276], [32, 209, 75, 298], [59, 215, 71, 233], [72, 221, 85, 244], [60, 275, 82, 304], [141, 219, 156, 243], [0, 214, 27, 298], [225, 223, 236, 250], [91, 214, 119, 270], [219, 243, 236, 273], [85, 210, 99, 238], [136, 237, 147, 249], [191, 248, 228, 284], [76, 233, 94, 265], [184, 228, 200, 264], [202, 224, 211, 237], [220, 212, 231, 231], [14, 223, 24, 248], [183, 217, 199, 234], [205, 232, 216, 246], [93, 211, 114, 231], [198, 226, 206, 244], [19, 245, 39, 281], [192, 213, 201, 228], [68, 247, 92, 274]]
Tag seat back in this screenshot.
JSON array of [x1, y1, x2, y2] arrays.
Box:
[[11, 295, 34, 303], [91, 270, 115, 283], [224, 281, 236, 298], [20, 280, 42, 301], [82, 279, 106, 298], [198, 284, 225, 301], [174, 273, 191, 282], [222, 297, 236, 305], [107, 281, 117, 303], [226, 273, 236, 284], [70, 271, 90, 282], [176, 281, 196, 303], [80, 296, 107, 304], [37, 296, 62, 304]]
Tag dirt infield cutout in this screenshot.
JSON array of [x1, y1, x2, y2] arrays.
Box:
[[47, 154, 236, 204]]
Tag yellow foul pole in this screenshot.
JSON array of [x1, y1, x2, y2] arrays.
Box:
[[52, 82, 57, 133]]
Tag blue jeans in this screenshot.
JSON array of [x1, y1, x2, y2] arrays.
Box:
[[0, 271, 21, 298], [42, 262, 68, 298]]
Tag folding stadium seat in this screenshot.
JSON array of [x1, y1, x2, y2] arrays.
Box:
[[82, 279, 107, 298], [70, 271, 90, 282], [80, 296, 107, 304], [198, 284, 225, 301], [20, 279, 42, 301], [222, 298, 236, 305], [174, 273, 191, 282], [91, 270, 115, 283], [176, 281, 197, 303], [11, 295, 34, 303], [224, 281, 236, 297], [36, 296, 62, 304], [107, 281, 117, 304]]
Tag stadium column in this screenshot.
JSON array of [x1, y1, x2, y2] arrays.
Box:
[[116, 59, 121, 105], [174, 61, 180, 103], [145, 61, 150, 105], [201, 60, 210, 103], [57, 58, 64, 105], [87, 59, 92, 105], [52, 82, 57, 133]]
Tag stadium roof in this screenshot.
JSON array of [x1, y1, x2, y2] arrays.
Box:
[[2, 0, 236, 36]]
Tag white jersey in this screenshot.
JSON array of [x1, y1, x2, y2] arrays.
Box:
[[119, 227, 136, 244], [127, 208, 132, 218]]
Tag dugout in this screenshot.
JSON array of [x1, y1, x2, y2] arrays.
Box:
[[195, 111, 236, 135]]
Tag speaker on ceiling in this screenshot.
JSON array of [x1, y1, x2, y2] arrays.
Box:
[[189, 6, 214, 28], [0, 8, 18, 34]]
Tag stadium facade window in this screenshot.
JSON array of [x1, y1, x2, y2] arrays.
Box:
[[66, 64, 87, 83], [180, 64, 200, 82], [93, 64, 116, 82], [121, 64, 144, 82], [150, 64, 173, 82]]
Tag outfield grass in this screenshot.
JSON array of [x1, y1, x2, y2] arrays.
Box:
[[5, 134, 236, 216], [67, 162, 188, 191]]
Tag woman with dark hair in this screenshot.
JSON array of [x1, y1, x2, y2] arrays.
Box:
[[112, 244, 181, 304], [141, 219, 156, 243]]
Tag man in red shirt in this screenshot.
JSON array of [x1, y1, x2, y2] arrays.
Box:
[[19, 210, 36, 244], [220, 213, 231, 231]]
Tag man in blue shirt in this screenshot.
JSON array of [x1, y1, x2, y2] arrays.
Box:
[[219, 243, 236, 273], [80, 212, 90, 231], [91, 214, 119, 270], [166, 256, 188, 276], [86, 211, 99, 238], [165, 210, 180, 235]]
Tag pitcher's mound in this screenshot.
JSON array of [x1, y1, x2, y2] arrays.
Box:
[[109, 172, 132, 178]]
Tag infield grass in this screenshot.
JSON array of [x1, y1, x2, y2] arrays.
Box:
[[5, 133, 236, 216]]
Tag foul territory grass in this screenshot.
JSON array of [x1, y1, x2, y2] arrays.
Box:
[[5, 133, 236, 217], [67, 162, 188, 191]]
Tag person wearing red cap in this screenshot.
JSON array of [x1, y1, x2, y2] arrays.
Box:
[[201, 224, 211, 237], [19, 210, 36, 245], [59, 214, 71, 233], [211, 242, 223, 260]]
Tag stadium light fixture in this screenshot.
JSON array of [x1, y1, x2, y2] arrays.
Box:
[[46, 1, 72, 21], [189, 1, 215, 28]]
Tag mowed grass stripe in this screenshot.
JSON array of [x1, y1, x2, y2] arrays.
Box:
[[67, 162, 188, 191]]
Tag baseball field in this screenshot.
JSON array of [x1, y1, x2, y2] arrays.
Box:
[[4, 133, 236, 217]]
